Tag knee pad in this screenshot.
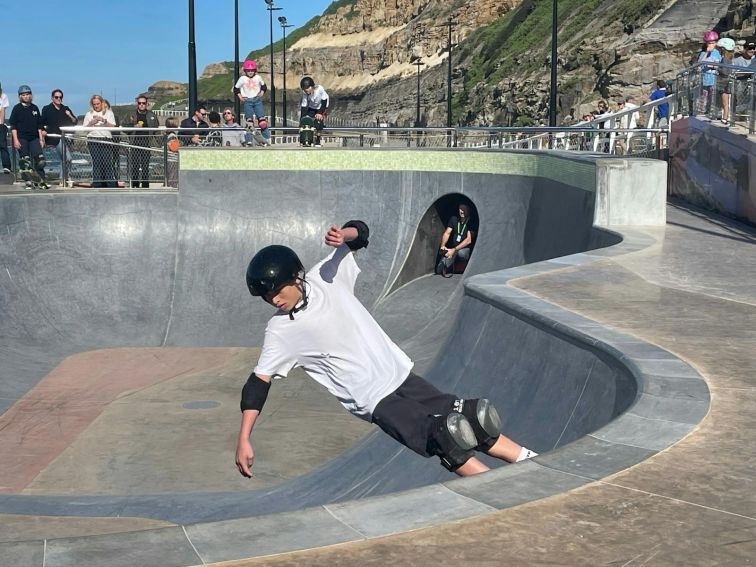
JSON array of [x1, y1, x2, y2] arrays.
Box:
[[427, 412, 476, 472], [35, 156, 46, 170], [19, 156, 32, 169], [314, 118, 324, 130], [258, 118, 268, 130], [461, 398, 502, 452]]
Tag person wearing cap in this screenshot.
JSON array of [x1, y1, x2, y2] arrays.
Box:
[[0, 82, 11, 174], [717, 37, 736, 125], [733, 40, 756, 68], [9, 85, 47, 184], [694, 31, 723, 116]]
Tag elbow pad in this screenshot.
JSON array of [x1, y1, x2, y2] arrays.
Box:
[[233, 87, 241, 95], [240, 372, 271, 412], [260, 85, 268, 94], [342, 220, 369, 250]]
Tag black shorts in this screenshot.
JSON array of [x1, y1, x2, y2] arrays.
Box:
[[371, 373, 458, 457]]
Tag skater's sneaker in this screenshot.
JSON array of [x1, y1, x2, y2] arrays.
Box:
[[2, 167, 10, 174], [515, 447, 538, 462]]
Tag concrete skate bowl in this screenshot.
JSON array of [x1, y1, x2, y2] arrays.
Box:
[[0, 149, 708, 564]]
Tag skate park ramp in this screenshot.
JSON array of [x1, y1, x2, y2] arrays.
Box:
[[0, 149, 707, 565]]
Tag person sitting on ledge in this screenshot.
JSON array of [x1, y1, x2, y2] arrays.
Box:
[[235, 220, 537, 480], [436, 203, 475, 277]]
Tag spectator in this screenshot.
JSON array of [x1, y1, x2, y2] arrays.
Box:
[[648, 80, 670, 127], [618, 96, 639, 129], [164, 117, 179, 187], [123, 96, 160, 188], [83, 94, 117, 188], [300, 76, 329, 147], [236, 222, 538, 480], [221, 108, 245, 147], [9, 85, 47, 188], [234, 60, 270, 144], [203, 111, 224, 147], [717, 37, 736, 124], [41, 89, 77, 179], [695, 31, 722, 115], [733, 40, 755, 67], [436, 203, 476, 277], [179, 104, 208, 146], [0, 82, 11, 174]]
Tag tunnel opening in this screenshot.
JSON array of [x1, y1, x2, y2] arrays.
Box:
[[389, 193, 478, 294]]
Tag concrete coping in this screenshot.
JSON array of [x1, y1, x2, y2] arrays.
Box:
[[5, 225, 710, 567]]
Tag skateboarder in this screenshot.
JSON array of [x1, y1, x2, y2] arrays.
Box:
[[299, 76, 329, 147], [9, 85, 48, 189], [236, 221, 538, 479], [234, 60, 271, 144]]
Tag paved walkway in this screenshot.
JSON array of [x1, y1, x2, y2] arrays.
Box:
[[215, 201, 756, 566]]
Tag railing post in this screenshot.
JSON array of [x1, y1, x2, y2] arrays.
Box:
[[163, 131, 169, 188]]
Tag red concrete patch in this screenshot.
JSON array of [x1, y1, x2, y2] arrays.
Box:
[[0, 348, 238, 493]]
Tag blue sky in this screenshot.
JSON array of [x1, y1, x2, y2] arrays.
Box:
[[0, 0, 333, 113]]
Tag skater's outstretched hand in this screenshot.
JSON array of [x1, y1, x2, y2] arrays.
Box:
[[325, 225, 358, 248], [236, 438, 255, 478], [325, 225, 345, 247]]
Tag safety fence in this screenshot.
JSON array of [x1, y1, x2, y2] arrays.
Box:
[[675, 62, 755, 133]]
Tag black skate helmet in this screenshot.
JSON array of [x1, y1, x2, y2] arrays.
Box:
[[300, 76, 315, 90], [246, 245, 304, 297]]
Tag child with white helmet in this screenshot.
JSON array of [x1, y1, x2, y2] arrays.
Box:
[[717, 37, 736, 125]]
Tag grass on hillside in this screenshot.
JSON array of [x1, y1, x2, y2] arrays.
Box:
[[452, 0, 663, 121]]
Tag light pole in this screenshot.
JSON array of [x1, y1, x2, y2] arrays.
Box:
[[234, 0, 240, 119], [440, 17, 457, 146], [413, 59, 425, 127], [188, 0, 197, 114], [264, 0, 282, 137], [549, 0, 558, 127], [279, 15, 294, 127]]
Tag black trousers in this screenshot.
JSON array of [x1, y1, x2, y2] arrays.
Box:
[[129, 147, 151, 188], [88, 140, 117, 188], [371, 373, 458, 457], [0, 124, 11, 169]]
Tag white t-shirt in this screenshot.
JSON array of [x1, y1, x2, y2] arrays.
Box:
[[254, 245, 413, 421], [301, 85, 329, 112], [0, 93, 9, 124], [234, 74, 266, 98]]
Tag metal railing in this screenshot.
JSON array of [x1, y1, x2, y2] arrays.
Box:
[[54, 127, 179, 189], [675, 61, 755, 133]]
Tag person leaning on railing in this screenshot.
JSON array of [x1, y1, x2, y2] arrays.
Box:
[[83, 95, 117, 188], [123, 96, 160, 188]]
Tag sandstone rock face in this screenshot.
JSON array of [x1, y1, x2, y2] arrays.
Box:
[[144, 0, 754, 126], [200, 63, 231, 80], [145, 81, 186, 101]]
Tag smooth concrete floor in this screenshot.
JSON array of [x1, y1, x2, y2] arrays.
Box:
[[211, 201, 756, 566]]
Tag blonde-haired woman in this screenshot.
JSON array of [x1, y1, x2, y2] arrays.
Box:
[[83, 95, 117, 187]]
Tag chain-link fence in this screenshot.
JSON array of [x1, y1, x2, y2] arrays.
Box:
[[56, 128, 178, 189]]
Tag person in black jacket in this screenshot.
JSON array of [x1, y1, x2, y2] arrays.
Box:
[[179, 104, 208, 146], [123, 96, 160, 188], [41, 89, 77, 179], [9, 85, 46, 186]]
